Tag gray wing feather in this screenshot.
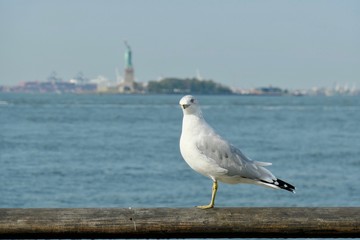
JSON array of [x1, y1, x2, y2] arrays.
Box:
[[196, 131, 275, 182]]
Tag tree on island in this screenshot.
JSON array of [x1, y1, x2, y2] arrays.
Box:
[[147, 78, 232, 94]]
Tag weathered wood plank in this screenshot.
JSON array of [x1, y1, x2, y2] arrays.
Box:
[[0, 208, 359, 238]]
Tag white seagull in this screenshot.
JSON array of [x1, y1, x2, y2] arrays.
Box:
[[179, 95, 295, 209]]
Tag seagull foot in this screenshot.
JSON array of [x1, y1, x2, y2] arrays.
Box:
[[196, 204, 214, 209]]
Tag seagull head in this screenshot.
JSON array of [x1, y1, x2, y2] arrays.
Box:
[[179, 95, 201, 115]]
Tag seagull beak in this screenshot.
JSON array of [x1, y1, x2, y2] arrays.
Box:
[[181, 104, 190, 109]]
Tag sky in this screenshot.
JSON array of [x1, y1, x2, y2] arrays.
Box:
[[0, 0, 359, 89]]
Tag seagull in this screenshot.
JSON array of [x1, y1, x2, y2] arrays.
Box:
[[179, 95, 295, 209]]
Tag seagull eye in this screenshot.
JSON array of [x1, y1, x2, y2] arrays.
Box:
[[190, 99, 195, 103]]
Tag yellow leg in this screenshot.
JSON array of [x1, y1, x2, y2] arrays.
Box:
[[197, 180, 218, 209]]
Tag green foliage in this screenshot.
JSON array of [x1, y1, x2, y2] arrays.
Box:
[[147, 78, 232, 94]]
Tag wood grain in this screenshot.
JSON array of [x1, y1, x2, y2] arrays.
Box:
[[0, 208, 359, 238]]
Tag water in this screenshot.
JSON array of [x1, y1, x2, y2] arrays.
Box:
[[0, 94, 359, 208]]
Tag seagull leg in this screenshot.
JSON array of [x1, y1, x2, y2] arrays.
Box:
[[197, 180, 218, 209]]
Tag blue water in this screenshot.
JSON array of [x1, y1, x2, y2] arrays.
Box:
[[0, 94, 359, 208]]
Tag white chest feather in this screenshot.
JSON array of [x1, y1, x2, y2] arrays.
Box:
[[180, 115, 227, 178]]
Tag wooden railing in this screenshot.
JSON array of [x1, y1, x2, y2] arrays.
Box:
[[0, 208, 359, 238]]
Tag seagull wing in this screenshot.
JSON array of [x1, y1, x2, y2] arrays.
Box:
[[196, 130, 275, 182]]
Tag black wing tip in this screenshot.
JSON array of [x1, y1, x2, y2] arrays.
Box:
[[261, 178, 296, 193], [277, 178, 296, 193]]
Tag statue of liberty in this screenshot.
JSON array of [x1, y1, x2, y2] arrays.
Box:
[[120, 41, 135, 93], [124, 41, 132, 68]]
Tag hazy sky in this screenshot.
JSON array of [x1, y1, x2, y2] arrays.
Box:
[[0, 0, 359, 89]]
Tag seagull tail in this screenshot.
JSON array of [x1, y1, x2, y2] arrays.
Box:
[[260, 178, 296, 193]]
